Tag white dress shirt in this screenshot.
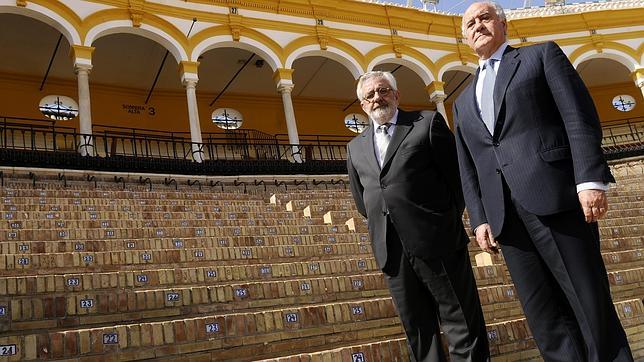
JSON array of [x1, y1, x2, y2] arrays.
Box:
[[474, 42, 606, 193], [475, 42, 508, 119], [372, 109, 398, 168]]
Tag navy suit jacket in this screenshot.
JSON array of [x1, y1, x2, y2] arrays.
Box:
[[347, 109, 468, 269], [453, 42, 614, 236]]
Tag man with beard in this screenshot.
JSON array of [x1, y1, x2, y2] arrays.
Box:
[[346, 71, 489, 361], [453, 2, 632, 361]]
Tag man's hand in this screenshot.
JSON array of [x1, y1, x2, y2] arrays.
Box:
[[475, 223, 499, 254], [578, 189, 608, 223]]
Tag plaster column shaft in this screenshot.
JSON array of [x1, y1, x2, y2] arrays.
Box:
[[74, 63, 94, 156], [279, 84, 300, 146], [274, 68, 301, 163], [71, 46, 95, 156], [181, 62, 204, 163], [184, 80, 204, 162]]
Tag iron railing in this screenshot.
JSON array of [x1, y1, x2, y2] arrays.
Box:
[[1, 116, 642, 174], [601, 117, 643, 147], [0, 126, 349, 161], [600, 117, 644, 160]]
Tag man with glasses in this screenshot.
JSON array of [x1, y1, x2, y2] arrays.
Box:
[[346, 71, 489, 361]]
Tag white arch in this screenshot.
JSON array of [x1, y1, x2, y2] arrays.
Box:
[[368, 54, 435, 84], [85, 21, 187, 62], [192, 36, 281, 72], [438, 61, 478, 81], [285, 46, 363, 79], [0, 3, 80, 45], [572, 49, 638, 73]]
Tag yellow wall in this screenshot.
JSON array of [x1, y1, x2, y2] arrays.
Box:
[[588, 82, 644, 123], [0, 73, 640, 139]]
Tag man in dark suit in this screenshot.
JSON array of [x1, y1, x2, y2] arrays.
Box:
[[347, 71, 489, 361], [453, 2, 632, 361]]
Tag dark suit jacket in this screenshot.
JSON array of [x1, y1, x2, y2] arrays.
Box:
[[347, 109, 469, 269], [453, 41, 614, 236]]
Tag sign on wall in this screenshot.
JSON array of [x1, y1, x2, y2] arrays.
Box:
[[122, 104, 156, 116]]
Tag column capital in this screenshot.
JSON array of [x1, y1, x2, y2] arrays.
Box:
[[632, 68, 644, 89], [273, 68, 294, 85], [277, 83, 294, 94], [426, 81, 446, 102], [74, 62, 93, 74], [70, 45, 95, 67], [183, 77, 198, 88], [180, 61, 200, 86]]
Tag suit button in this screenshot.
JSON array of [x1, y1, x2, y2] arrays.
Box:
[[496, 169, 502, 174], [382, 210, 389, 216], [493, 142, 500, 147], [381, 184, 387, 189]]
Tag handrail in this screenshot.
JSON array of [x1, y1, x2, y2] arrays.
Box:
[[87, 175, 97, 188], [58, 173, 67, 188], [254, 180, 266, 192], [600, 117, 643, 127], [187, 179, 202, 191], [601, 117, 643, 147], [139, 176, 152, 192], [209, 180, 224, 191], [114, 176, 125, 190], [1, 120, 640, 175], [275, 133, 353, 145], [164, 178, 178, 190], [28, 172, 37, 188], [293, 179, 308, 190], [233, 180, 247, 193], [94, 124, 277, 142]]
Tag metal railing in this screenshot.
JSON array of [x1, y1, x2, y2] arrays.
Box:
[[94, 124, 278, 145], [601, 117, 643, 147], [2, 116, 642, 174], [275, 133, 353, 146], [0, 124, 348, 162], [600, 117, 644, 160]]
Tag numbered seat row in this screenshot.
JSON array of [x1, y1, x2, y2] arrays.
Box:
[[0, 258, 381, 297], [0, 223, 352, 242], [0, 296, 402, 361], [0, 233, 371, 254], [1, 272, 389, 330], [0, 243, 374, 273]]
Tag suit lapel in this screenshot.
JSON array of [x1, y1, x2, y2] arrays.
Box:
[[465, 70, 492, 137], [359, 124, 381, 174], [381, 110, 414, 171], [493, 46, 520, 133]]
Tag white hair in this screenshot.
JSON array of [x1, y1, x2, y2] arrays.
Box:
[[356, 71, 398, 100], [461, 1, 507, 38]]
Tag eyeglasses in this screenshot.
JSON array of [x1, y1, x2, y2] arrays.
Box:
[[362, 87, 393, 102]]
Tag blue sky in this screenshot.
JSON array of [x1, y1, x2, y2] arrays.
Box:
[[386, 0, 599, 13]]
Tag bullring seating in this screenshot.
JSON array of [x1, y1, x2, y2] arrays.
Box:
[[0, 156, 642, 361]]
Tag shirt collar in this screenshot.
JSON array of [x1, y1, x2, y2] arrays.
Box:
[[371, 109, 399, 129], [478, 41, 509, 68]]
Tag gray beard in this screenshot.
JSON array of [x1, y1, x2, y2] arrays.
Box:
[[370, 105, 395, 124]]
